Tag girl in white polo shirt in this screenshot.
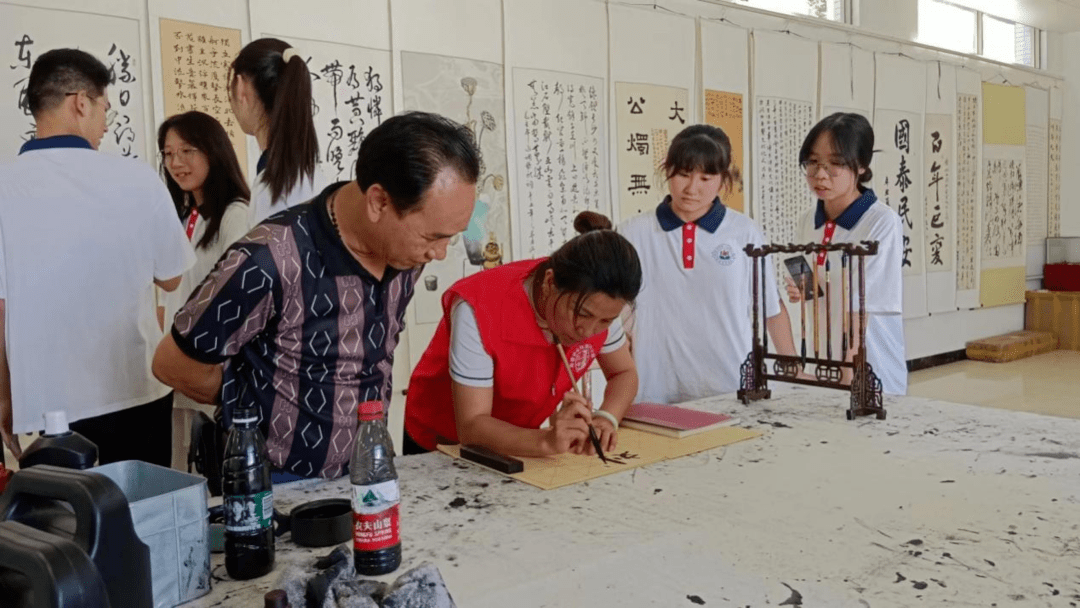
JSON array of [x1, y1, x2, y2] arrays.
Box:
[[788, 112, 907, 394], [157, 111, 251, 413], [229, 38, 327, 226], [619, 124, 799, 404]]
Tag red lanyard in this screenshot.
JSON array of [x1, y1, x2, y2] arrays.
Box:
[[816, 221, 836, 266], [185, 209, 199, 240]]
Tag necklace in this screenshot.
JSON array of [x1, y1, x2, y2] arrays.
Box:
[[327, 191, 340, 233]]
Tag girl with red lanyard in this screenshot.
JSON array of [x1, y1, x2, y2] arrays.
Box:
[[619, 124, 801, 404], [787, 112, 907, 394], [157, 111, 251, 409], [404, 212, 642, 457]]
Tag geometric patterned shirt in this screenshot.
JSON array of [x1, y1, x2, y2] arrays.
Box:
[[172, 183, 418, 479]]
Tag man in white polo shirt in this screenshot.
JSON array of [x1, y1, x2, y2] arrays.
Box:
[[0, 49, 194, 465]]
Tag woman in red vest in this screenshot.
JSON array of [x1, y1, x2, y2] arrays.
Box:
[[404, 212, 642, 457]]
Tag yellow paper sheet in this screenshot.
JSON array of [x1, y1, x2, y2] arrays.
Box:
[[980, 266, 1026, 307], [704, 90, 745, 213], [159, 18, 247, 178], [982, 83, 1026, 146], [438, 426, 763, 490]]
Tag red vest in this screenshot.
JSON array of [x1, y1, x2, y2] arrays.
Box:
[[405, 259, 607, 450]]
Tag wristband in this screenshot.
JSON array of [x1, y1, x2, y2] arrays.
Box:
[[592, 409, 618, 430]]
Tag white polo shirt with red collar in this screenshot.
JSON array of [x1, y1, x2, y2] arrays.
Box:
[[619, 197, 781, 404], [795, 188, 907, 395]]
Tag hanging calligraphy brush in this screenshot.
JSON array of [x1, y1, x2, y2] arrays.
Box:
[[825, 258, 833, 361], [841, 253, 849, 356], [799, 274, 807, 365], [812, 255, 821, 360]]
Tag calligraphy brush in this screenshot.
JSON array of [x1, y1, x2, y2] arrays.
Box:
[[812, 256, 821, 360], [841, 253, 848, 356], [799, 274, 807, 365], [555, 342, 608, 464], [825, 258, 832, 361]]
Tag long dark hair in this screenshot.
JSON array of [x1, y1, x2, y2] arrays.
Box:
[[157, 111, 250, 250], [799, 112, 875, 188], [530, 211, 642, 317], [230, 38, 318, 204]]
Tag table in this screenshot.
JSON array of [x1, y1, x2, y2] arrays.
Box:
[[189, 384, 1080, 607]]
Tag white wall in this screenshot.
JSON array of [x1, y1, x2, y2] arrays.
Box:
[[1059, 31, 1080, 239], [2, 0, 1071, 377]]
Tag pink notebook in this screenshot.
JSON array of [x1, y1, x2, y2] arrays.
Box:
[[621, 402, 739, 438]]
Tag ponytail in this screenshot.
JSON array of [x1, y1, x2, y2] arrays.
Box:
[[231, 38, 319, 204]]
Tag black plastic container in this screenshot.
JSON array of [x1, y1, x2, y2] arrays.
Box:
[[0, 465, 152, 608], [0, 520, 112, 608], [222, 406, 274, 580], [18, 411, 97, 470]]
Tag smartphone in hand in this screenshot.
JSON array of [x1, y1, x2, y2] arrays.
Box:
[[784, 255, 824, 299]]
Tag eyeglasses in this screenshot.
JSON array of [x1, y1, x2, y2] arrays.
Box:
[[160, 147, 201, 164], [801, 160, 849, 177], [65, 91, 115, 128]]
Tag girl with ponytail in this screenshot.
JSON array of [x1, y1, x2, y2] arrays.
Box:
[[229, 38, 327, 225]]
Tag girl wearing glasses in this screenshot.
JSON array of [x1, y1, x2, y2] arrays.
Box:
[[788, 112, 906, 394], [229, 38, 326, 226], [157, 111, 251, 409], [618, 124, 800, 404]]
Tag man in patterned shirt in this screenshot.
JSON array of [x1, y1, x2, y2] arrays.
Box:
[[153, 112, 479, 479]]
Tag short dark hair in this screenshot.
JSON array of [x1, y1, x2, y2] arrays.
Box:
[[158, 111, 251, 250], [531, 212, 642, 318], [354, 111, 481, 214], [27, 49, 112, 117], [662, 124, 741, 195], [799, 112, 875, 187]]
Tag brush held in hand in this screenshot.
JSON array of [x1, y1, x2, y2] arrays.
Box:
[[555, 342, 608, 463]]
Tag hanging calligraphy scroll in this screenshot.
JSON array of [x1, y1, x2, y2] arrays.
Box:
[[874, 53, 927, 319], [266, 36, 389, 184], [614, 82, 689, 221], [401, 51, 510, 325], [980, 82, 1026, 308], [2, 4, 147, 161], [922, 62, 958, 314], [701, 21, 750, 216], [513, 68, 606, 258], [754, 96, 814, 281], [923, 114, 953, 273], [873, 109, 925, 276], [1049, 118, 1062, 238], [955, 89, 980, 303], [704, 90, 745, 213], [160, 18, 246, 174]]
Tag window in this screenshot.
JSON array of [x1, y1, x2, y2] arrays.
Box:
[[982, 14, 1038, 67], [917, 0, 1041, 68], [918, 0, 976, 54], [732, 0, 846, 22]]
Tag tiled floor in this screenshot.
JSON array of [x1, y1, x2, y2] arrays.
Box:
[[5, 350, 1079, 472], [907, 349, 1080, 420]]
